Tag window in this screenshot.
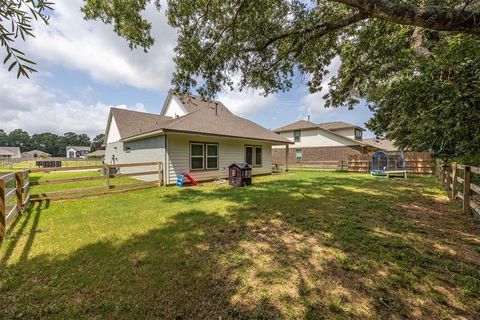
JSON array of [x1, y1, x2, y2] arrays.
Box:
[[206, 144, 218, 169], [296, 149, 302, 161], [245, 146, 253, 166], [190, 143, 219, 171], [355, 129, 362, 140], [190, 143, 204, 170], [124, 146, 131, 153], [255, 147, 262, 166], [294, 130, 301, 142], [245, 145, 263, 167]]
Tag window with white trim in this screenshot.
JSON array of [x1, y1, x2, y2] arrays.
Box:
[[355, 129, 362, 140], [295, 149, 302, 161], [255, 146, 262, 166], [206, 144, 219, 169], [245, 145, 263, 167], [245, 146, 253, 166], [294, 130, 301, 142], [190, 143, 204, 170]]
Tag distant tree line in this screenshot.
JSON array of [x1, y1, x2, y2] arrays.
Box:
[[0, 129, 105, 157]]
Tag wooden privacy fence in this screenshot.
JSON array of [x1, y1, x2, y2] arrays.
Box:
[[439, 162, 480, 220], [292, 160, 347, 171], [0, 170, 30, 240], [347, 152, 433, 174]]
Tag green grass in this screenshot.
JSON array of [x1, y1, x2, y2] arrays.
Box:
[[1, 171, 479, 319]]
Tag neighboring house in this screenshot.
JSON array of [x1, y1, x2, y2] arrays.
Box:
[[66, 146, 91, 158], [363, 138, 399, 151], [21, 150, 51, 158], [0, 147, 21, 159], [85, 149, 105, 160], [272, 120, 369, 164], [104, 91, 292, 185]]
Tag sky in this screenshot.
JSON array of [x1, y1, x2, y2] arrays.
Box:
[[0, 1, 374, 139]]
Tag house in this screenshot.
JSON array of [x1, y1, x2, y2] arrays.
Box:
[[272, 120, 369, 164], [0, 146, 21, 159], [21, 150, 51, 158], [85, 149, 105, 160], [363, 138, 399, 151], [104, 91, 292, 185], [66, 146, 91, 158]]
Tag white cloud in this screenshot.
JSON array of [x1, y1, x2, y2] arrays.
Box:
[[28, 0, 176, 91], [0, 70, 145, 137], [299, 57, 341, 118], [217, 89, 276, 117]]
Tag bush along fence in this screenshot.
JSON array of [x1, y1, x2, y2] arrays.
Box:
[[347, 152, 433, 174], [0, 170, 30, 241], [437, 161, 480, 221], [0, 162, 163, 240]]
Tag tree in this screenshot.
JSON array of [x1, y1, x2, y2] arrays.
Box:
[[3, 1, 480, 157], [0, 129, 7, 146], [92, 134, 105, 150], [83, 0, 480, 158], [31, 132, 61, 155], [0, 0, 52, 77], [7, 129, 31, 151]]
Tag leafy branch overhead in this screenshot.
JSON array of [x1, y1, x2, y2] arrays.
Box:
[[1, 0, 479, 158], [0, 0, 52, 77]]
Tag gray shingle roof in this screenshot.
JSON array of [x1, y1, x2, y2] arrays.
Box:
[[318, 121, 365, 131], [0, 146, 20, 156], [274, 120, 364, 133], [363, 138, 398, 151], [110, 95, 291, 144]]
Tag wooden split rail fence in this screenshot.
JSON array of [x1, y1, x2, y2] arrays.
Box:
[[439, 162, 480, 220], [0, 170, 30, 240], [0, 162, 163, 240]]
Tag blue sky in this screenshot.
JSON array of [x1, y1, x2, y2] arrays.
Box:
[[0, 1, 374, 138]]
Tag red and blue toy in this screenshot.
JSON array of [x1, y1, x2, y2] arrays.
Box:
[[176, 173, 198, 187]]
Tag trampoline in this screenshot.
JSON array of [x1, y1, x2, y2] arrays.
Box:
[[370, 151, 407, 178]]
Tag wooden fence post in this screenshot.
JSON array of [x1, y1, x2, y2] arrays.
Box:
[[463, 166, 471, 215], [446, 165, 452, 193], [0, 179, 5, 241], [15, 172, 22, 210], [451, 162, 457, 200], [105, 164, 110, 191], [158, 162, 163, 187]]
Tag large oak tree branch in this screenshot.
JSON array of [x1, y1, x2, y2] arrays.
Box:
[[249, 12, 368, 52], [331, 0, 480, 34]]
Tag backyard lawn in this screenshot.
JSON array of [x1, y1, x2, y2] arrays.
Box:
[[0, 171, 479, 319]]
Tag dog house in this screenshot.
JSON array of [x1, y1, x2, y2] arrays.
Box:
[[229, 163, 252, 187]]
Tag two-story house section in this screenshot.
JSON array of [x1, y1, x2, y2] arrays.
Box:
[[272, 120, 369, 164]]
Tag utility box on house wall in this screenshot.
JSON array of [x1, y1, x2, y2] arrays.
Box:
[[229, 163, 252, 187]]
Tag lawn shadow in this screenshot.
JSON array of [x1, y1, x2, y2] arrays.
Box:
[[1, 173, 479, 319]]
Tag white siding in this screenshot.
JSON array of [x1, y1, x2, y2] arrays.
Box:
[[164, 96, 187, 118], [331, 128, 355, 139], [166, 133, 272, 184], [105, 136, 166, 182], [273, 128, 359, 149], [66, 148, 76, 158], [106, 116, 122, 143]]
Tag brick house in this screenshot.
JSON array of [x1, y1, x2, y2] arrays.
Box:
[[272, 120, 371, 164]]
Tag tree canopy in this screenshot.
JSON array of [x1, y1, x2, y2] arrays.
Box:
[[2, 0, 480, 158], [0, 129, 103, 156]]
